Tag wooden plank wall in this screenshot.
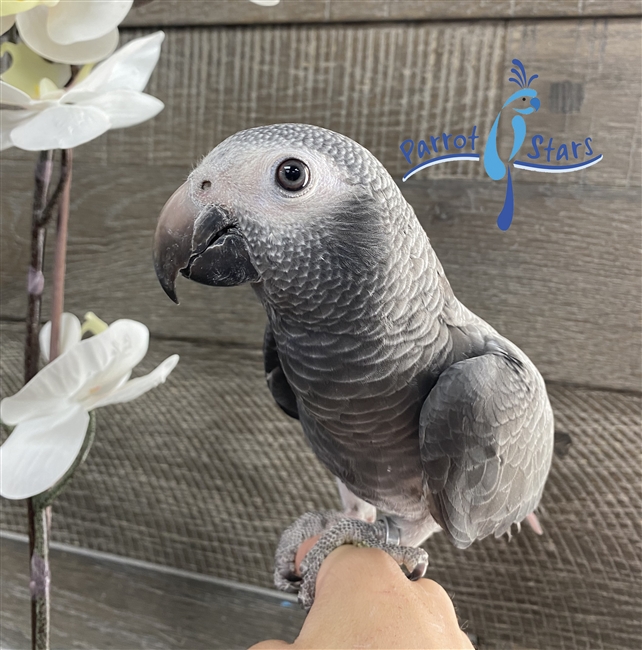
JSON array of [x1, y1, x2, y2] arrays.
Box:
[[122, 0, 642, 26], [1, 3, 640, 393], [6, 19, 640, 184]]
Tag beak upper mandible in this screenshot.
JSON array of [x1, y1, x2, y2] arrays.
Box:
[[153, 181, 198, 304], [530, 97, 540, 112]]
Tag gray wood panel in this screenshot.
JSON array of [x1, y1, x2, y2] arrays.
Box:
[[501, 19, 642, 189], [1, 159, 639, 391], [3, 20, 507, 176], [123, 0, 642, 27], [0, 321, 342, 594], [0, 535, 305, 650], [3, 18, 638, 187]]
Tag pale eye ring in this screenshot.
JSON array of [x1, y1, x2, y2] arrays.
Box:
[[276, 159, 309, 191]]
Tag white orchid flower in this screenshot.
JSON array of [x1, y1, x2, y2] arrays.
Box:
[[249, 0, 281, 5], [0, 1, 56, 37], [0, 31, 164, 151], [0, 41, 72, 98], [0, 313, 179, 500], [1, 1, 133, 65]]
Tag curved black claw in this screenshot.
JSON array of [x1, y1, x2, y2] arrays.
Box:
[[408, 560, 429, 581], [274, 511, 431, 609], [273, 511, 344, 594]]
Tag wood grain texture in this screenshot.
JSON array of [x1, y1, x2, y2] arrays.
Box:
[[0, 323, 342, 594], [501, 19, 642, 188], [3, 18, 638, 186], [0, 536, 305, 650], [123, 0, 642, 27], [1, 159, 639, 390]]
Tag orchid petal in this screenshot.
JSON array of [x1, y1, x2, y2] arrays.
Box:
[[1, 319, 148, 424], [89, 354, 179, 409], [70, 319, 149, 405], [0, 80, 32, 107], [38, 77, 65, 100], [39, 312, 82, 363], [10, 103, 110, 150], [1, 1, 58, 17], [78, 369, 132, 407], [0, 109, 35, 150], [17, 7, 119, 64], [0, 14, 15, 34], [0, 42, 71, 98], [67, 31, 164, 97], [46, 0, 132, 45], [0, 404, 89, 500], [80, 89, 163, 128]]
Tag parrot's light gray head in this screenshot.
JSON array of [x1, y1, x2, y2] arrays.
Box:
[[154, 124, 408, 306]]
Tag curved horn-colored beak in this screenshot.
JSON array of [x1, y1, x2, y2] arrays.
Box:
[[153, 181, 196, 304], [154, 180, 260, 304]]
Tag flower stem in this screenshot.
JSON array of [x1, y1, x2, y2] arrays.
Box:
[[27, 501, 51, 650], [25, 150, 54, 650], [24, 149, 74, 650], [37, 158, 72, 230], [48, 149, 73, 362], [25, 151, 54, 383], [26, 413, 96, 650]]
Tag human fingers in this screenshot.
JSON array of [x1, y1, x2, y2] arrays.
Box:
[[296, 545, 473, 649]]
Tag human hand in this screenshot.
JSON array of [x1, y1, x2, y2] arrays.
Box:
[[251, 538, 473, 649]]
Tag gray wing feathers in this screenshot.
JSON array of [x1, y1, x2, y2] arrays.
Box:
[[419, 348, 553, 549], [264, 323, 299, 420]]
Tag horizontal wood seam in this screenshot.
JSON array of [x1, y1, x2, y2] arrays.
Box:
[[121, 14, 642, 30]]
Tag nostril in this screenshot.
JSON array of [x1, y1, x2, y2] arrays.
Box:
[[201, 180, 212, 190]]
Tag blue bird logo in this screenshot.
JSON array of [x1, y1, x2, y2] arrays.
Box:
[[483, 59, 540, 230]]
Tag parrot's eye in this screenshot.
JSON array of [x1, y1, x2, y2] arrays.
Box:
[[276, 159, 309, 191], [522, 97, 526, 101]]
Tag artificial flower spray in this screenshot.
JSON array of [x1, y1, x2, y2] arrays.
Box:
[[0, 4, 175, 648]]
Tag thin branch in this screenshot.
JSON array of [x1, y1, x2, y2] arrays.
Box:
[[27, 412, 96, 650], [25, 151, 54, 382], [37, 155, 72, 229], [25, 149, 54, 650], [28, 500, 50, 650], [48, 149, 73, 362]]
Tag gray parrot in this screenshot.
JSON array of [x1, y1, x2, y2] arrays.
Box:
[[153, 123, 554, 609]]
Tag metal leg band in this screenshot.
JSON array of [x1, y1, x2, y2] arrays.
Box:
[[378, 516, 402, 545]]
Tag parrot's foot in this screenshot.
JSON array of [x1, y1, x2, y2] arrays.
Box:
[[274, 511, 429, 610], [274, 510, 345, 594]]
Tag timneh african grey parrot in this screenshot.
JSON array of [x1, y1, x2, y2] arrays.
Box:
[[153, 123, 554, 609]]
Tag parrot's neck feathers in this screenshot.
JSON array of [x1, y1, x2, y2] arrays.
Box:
[[254, 195, 455, 338]]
